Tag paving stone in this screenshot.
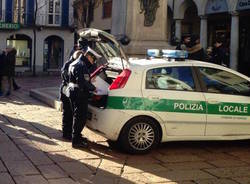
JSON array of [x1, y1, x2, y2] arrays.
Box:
[[142, 170, 215, 183], [47, 151, 78, 163], [70, 173, 93, 184], [38, 164, 67, 179], [0, 141, 20, 153], [91, 174, 120, 184], [0, 133, 11, 143], [5, 160, 40, 176], [24, 150, 53, 166], [196, 152, 236, 161], [162, 161, 214, 171], [195, 178, 238, 184], [126, 156, 159, 165], [121, 173, 153, 183], [57, 161, 92, 174], [14, 175, 49, 184], [233, 177, 250, 184], [207, 159, 248, 168], [0, 161, 7, 172], [155, 154, 204, 163], [79, 159, 101, 172], [69, 149, 101, 160], [48, 178, 78, 184], [0, 150, 28, 162], [205, 166, 250, 178], [0, 173, 15, 184], [123, 164, 167, 174]]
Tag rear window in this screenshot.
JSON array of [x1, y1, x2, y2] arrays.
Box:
[[146, 67, 195, 91]]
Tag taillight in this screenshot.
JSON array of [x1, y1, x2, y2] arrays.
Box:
[[109, 69, 131, 90]]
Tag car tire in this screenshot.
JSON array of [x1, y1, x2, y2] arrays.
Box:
[[119, 117, 160, 154]]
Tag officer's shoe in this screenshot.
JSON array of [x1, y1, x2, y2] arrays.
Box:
[[62, 133, 72, 141], [72, 140, 89, 149]]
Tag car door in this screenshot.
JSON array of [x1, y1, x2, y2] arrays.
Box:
[[196, 66, 250, 136], [142, 65, 207, 136]]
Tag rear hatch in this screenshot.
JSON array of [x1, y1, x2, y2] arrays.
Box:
[[78, 29, 130, 108]]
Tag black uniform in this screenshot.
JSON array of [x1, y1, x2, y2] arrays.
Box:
[[60, 57, 74, 140], [68, 56, 96, 147]]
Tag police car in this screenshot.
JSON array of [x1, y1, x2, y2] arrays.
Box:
[[80, 29, 250, 154]]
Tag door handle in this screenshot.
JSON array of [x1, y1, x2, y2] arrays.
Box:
[[207, 99, 221, 104]]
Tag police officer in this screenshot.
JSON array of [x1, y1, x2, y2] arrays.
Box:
[[68, 47, 101, 148], [60, 50, 83, 140]]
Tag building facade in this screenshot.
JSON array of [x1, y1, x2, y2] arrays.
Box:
[[0, 0, 74, 74], [168, 0, 250, 76]]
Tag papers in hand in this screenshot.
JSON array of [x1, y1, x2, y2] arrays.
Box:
[[91, 76, 110, 95]]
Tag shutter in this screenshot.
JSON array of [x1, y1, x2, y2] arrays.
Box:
[[5, 0, 13, 23], [27, 0, 34, 25], [61, 0, 69, 27]]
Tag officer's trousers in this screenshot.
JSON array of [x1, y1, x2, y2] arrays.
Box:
[[70, 92, 88, 143], [61, 93, 73, 136]]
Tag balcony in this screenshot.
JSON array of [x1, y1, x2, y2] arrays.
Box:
[[0, 10, 73, 28]]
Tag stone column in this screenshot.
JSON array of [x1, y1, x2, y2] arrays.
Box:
[[175, 19, 182, 42], [230, 12, 239, 70], [117, 0, 169, 56], [200, 15, 208, 49]]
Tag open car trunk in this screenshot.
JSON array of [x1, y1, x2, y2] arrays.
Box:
[[78, 28, 129, 108], [89, 66, 122, 108]]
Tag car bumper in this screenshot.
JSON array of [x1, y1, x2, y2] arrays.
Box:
[[86, 105, 132, 141]]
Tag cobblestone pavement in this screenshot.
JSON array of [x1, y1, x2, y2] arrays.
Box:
[[1, 76, 250, 184]]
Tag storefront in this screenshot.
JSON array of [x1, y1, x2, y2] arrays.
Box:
[[7, 34, 32, 69], [237, 0, 250, 76]]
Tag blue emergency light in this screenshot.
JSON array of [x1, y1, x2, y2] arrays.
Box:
[[147, 49, 160, 58], [147, 49, 188, 60], [162, 50, 188, 59]]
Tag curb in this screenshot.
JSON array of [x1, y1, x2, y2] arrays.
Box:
[[30, 88, 62, 111]]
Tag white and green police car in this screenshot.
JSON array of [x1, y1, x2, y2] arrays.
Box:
[[80, 29, 250, 154]]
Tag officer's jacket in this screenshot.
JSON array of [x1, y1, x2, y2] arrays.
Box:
[[61, 57, 73, 85], [68, 56, 96, 93]]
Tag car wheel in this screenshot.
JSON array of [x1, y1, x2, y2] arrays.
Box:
[[120, 117, 160, 154]]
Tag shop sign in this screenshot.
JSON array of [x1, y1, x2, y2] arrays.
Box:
[[206, 0, 228, 14], [237, 0, 250, 11], [0, 22, 20, 30]]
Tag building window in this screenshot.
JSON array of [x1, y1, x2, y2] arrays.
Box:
[[13, 0, 27, 24], [103, 0, 112, 19], [48, 0, 61, 25]]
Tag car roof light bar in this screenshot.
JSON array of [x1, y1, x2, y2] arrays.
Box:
[[147, 49, 188, 61]]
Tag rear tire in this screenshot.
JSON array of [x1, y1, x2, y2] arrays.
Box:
[[119, 117, 160, 154]]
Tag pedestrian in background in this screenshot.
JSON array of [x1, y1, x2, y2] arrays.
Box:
[[211, 38, 229, 67], [188, 35, 206, 61], [4, 45, 19, 96], [176, 34, 191, 51]]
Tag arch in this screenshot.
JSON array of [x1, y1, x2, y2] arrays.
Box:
[[7, 34, 32, 68], [177, 0, 199, 19], [43, 35, 64, 71], [205, 0, 228, 15], [181, 0, 200, 36]]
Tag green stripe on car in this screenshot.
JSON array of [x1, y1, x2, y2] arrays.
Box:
[[106, 96, 250, 116]]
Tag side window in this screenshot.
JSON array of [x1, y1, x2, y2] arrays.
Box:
[[146, 67, 195, 91], [199, 67, 250, 96]]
